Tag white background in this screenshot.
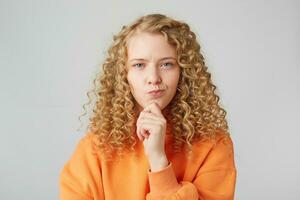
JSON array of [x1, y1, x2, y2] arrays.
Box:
[[0, 0, 299, 199]]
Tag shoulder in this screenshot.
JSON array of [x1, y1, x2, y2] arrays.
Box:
[[193, 129, 233, 147], [192, 130, 235, 162], [70, 131, 100, 160], [211, 131, 234, 157], [60, 132, 101, 177], [213, 130, 234, 149], [199, 130, 236, 170], [81, 131, 96, 145], [75, 132, 94, 150], [213, 131, 235, 159]]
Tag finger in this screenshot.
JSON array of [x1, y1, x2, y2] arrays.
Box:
[[136, 127, 143, 141], [141, 129, 149, 139], [139, 121, 160, 137], [136, 120, 144, 141], [138, 119, 160, 140], [143, 102, 162, 116], [140, 111, 162, 121], [140, 126, 151, 140], [137, 107, 163, 141], [139, 113, 166, 130], [137, 114, 152, 141], [139, 118, 162, 127]]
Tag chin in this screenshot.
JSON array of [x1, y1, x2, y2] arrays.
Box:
[[146, 100, 166, 110]]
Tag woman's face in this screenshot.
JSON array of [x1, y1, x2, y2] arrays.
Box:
[[126, 32, 180, 114]]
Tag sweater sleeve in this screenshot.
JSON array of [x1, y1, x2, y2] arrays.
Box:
[[146, 134, 237, 200], [59, 133, 104, 200]]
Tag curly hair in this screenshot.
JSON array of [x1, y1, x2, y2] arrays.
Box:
[[78, 13, 230, 160]]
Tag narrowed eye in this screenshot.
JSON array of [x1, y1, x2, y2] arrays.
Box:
[[133, 62, 174, 69], [161, 62, 174, 68], [133, 63, 144, 68]]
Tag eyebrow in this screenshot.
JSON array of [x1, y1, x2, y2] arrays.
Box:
[[129, 57, 176, 63]]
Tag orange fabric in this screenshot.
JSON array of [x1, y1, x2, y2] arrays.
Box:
[[59, 131, 237, 200]]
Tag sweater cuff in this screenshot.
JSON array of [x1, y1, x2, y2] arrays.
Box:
[[148, 162, 181, 196]]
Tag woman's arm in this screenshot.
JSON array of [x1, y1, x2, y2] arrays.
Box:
[[146, 134, 237, 200]]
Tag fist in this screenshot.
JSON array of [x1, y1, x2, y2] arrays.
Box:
[[136, 102, 167, 158]]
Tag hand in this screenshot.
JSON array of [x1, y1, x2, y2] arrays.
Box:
[[136, 102, 169, 171]]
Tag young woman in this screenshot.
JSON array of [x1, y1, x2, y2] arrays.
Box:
[[59, 13, 237, 200]]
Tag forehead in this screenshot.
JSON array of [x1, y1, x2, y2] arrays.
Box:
[[126, 32, 176, 59]]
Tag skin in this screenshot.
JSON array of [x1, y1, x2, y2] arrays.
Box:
[[126, 32, 180, 172]]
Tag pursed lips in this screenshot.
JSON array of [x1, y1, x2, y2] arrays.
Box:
[[147, 89, 164, 94]]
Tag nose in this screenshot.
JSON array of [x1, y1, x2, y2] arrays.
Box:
[[147, 65, 162, 85]]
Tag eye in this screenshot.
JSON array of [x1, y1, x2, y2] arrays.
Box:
[[161, 62, 174, 68], [133, 63, 144, 69]]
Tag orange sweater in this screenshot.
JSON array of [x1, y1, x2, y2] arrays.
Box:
[[59, 131, 237, 200]]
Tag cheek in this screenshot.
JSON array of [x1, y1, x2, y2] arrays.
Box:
[[168, 72, 180, 88], [127, 73, 141, 93], [127, 73, 134, 88]]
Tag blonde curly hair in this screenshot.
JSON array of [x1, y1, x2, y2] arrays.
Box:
[[78, 13, 230, 159]]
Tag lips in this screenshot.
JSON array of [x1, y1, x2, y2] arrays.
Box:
[[147, 89, 164, 94], [147, 86, 166, 93], [147, 90, 165, 98]]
